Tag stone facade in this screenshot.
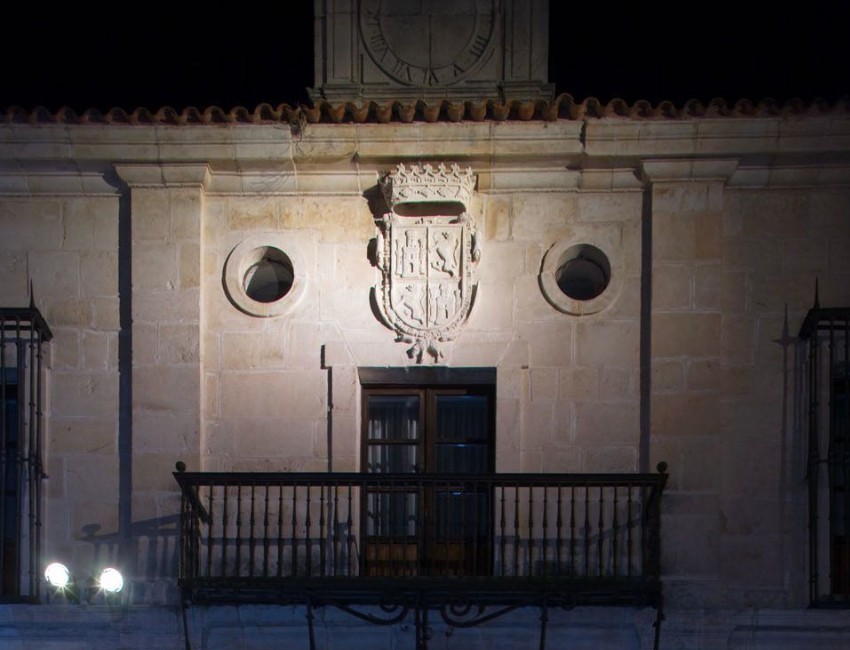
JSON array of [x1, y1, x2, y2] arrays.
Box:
[[1, 110, 848, 648], [2, 4, 850, 648]]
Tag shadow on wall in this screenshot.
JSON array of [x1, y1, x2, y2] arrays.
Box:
[[80, 514, 180, 602]]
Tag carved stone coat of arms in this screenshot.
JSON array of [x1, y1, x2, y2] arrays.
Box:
[[373, 164, 480, 363]]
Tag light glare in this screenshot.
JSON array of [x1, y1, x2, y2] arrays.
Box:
[[98, 567, 124, 593], [44, 562, 70, 588]]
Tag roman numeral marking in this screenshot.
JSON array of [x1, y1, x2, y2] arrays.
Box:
[[469, 34, 488, 57], [368, 32, 388, 59], [392, 60, 412, 81]]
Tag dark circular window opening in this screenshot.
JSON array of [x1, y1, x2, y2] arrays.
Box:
[[243, 249, 294, 303], [555, 245, 610, 301]]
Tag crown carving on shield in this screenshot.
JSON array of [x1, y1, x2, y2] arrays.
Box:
[[380, 163, 476, 212]]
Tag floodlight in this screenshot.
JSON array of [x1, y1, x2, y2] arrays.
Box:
[[44, 562, 71, 589], [98, 567, 124, 593]]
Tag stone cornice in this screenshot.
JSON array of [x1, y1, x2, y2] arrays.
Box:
[[640, 159, 739, 183], [113, 163, 212, 189], [2, 118, 849, 166], [728, 164, 850, 188], [0, 171, 119, 196], [586, 117, 850, 159], [0, 117, 848, 192]]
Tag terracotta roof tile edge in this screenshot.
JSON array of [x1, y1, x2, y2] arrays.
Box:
[[2, 95, 848, 125]]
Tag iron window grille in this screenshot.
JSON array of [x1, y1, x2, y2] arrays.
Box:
[[800, 302, 850, 605], [0, 303, 51, 602]]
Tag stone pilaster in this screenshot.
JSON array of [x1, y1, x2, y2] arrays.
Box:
[[642, 159, 737, 608], [114, 164, 208, 540]]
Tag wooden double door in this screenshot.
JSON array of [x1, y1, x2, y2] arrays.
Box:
[[362, 386, 494, 577]]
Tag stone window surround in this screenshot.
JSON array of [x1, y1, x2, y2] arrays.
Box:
[[224, 233, 308, 318], [539, 238, 621, 316]]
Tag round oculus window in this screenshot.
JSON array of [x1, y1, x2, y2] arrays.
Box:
[[224, 235, 307, 318], [540, 241, 618, 316]]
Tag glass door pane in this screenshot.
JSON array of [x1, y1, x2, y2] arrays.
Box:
[[366, 394, 420, 473], [364, 393, 422, 576], [427, 391, 492, 576], [367, 395, 420, 441], [434, 394, 490, 474]]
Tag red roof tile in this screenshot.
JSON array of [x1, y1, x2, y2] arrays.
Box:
[[2, 95, 847, 126]]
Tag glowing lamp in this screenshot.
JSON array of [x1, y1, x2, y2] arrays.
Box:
[[98, 568, 124, 593], [44, 563, 71, 589]]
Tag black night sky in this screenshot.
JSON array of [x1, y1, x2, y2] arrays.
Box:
[[1, 2, 847, 114]]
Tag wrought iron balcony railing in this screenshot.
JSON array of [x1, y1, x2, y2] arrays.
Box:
[[174, 464, 667, 609]]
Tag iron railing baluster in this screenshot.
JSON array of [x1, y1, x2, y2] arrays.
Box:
[[499, 485, 506, 577], [221, 483, 229, 577], [262, 484, 270, 578], [598, 485, 604, 577], [386, 478, 393, 575], [319, 484, 326, 577], [556, 486, 563, 577], [570, 486, 576, 578], [627, 484, 633, 577], [470, 479, 477, 575], [513, 486, 520, 576], [359, 481, 367, 578], [249, 485, 256, 578], [347, 485, 354, 576], [541, 486, 549, 576], [613, 485, 619, 576], [443, 478, 450, 576], [527, 487, 534, 575], [304, 483, 313, 576], [235, 484, 243, 578], [584, 486, 590, 577], [206, 483, 214, 579], [277, 483, 284, 578], [291, 484, 298, 577]]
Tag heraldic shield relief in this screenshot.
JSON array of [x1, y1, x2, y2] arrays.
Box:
[[374, 164, 480, 363]]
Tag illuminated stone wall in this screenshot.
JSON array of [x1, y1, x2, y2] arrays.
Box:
[[200, 179, 643, 476], [0, 189, 122, 585], [1, 115, 850, 647]]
